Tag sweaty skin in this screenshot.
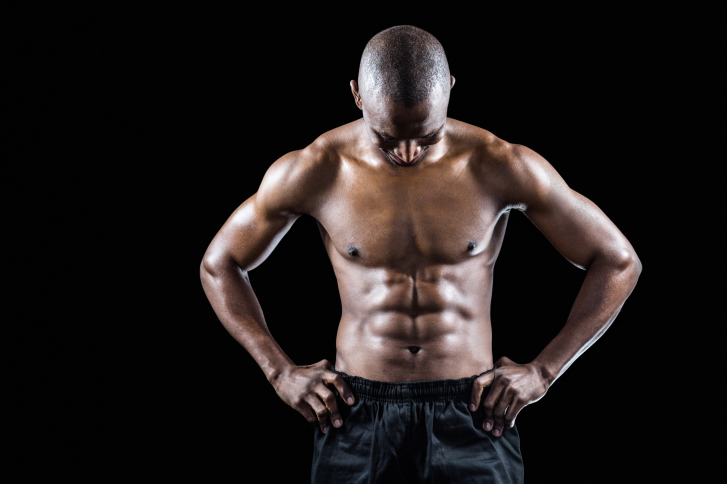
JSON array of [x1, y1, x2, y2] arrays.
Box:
[[200, 78, 641, 438]]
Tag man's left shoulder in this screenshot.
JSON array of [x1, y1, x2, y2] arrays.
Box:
[[448, 119, 519, 169], [450, 119, 556, 206]]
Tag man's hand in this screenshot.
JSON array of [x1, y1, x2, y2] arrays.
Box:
[[469, 357, 549, 437], [272, 359, 355, 434]]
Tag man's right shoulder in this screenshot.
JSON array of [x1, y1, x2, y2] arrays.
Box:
[[256, 121, 357, 216]]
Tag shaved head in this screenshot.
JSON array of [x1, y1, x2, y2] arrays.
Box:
[[358, 26, 451, 108]]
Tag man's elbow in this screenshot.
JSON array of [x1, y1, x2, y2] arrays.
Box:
[[200, 250, 224, 281], [611, 246, 642, 282], [200, 257, 214, 285], [200, 258, 211, 280], [631, 251, 643, 278], [201, 249, 245, 282]]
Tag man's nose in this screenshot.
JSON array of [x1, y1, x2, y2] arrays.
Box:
[[393, 141, 421, 163]]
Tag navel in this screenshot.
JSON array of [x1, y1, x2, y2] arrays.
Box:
[[347, 246, 359, 257], [407, 346, 421, 354]]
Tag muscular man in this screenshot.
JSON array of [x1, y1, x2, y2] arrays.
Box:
[[200, 25, 641, 483]]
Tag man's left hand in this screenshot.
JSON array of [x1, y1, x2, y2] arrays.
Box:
[[469, 357, 550, 437]]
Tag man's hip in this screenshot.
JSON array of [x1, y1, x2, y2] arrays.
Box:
[[311, 367, 524, 484]]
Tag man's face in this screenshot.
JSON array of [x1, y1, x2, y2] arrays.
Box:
[[351, 80, 451, 167]]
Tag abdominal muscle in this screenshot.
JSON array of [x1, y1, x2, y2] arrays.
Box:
[[332, 266, 495, 382]]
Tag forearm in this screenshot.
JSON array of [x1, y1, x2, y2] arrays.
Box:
[[531, 251, 642, 385], [200, 258, 294, 383]]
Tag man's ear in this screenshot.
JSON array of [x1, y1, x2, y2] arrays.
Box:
[[450, 75, 456, 89], [350, 80, 363, 110]]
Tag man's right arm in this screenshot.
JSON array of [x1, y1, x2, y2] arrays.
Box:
[[200, 146, 354, 434]]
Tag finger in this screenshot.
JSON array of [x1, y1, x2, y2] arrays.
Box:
[[504, 398, 527, 429], [316, 385, 343, 428], [482, 373, 506, 432], [495, 356, 516, 367], [482, 372, 506, 417], [492, 390, 514, 437], [323, 371, 355, 406], [306, 395, 330, 434], [297, 403, 318, 428], [469, 371, 495, 411]]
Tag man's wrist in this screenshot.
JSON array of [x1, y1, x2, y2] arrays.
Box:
[[529, 359, 558, 386], [264, 360, 295, 386]]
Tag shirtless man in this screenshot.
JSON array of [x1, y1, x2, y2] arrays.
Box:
[[200, 26, 641, 483]]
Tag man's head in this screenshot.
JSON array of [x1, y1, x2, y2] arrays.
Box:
[[351, 26, 455, 166]]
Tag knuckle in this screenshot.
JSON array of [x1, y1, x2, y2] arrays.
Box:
[[315, 409, 329, 420], [324, 393, 336, 404]]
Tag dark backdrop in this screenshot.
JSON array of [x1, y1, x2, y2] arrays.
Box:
[[22, 5, 699, 483]]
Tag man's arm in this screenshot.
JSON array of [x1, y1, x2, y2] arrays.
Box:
[[470, 143, 642, 437], [200, 146, 355, 434]]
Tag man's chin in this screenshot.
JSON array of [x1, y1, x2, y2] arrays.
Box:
[[387, 151, 425, 166]]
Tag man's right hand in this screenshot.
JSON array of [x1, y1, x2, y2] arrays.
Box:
[[271, 359, 355, 434]]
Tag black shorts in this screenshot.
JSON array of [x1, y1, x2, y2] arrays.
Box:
[[311, 366, 524, 483]]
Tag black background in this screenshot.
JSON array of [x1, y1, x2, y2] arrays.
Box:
[[18, 5, 706, 483]]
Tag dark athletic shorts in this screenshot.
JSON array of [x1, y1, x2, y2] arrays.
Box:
[[311, 366, 524, 483]]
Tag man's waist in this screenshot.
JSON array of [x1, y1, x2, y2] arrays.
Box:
[[329, 365, 495, 403]]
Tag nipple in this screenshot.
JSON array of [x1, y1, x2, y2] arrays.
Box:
[[467, 240, 477, 252], [348, 246, 359, 257]]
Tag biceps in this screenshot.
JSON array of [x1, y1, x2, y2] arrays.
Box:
[[204, 193, 299, 272], [523, 188, 631, 270]]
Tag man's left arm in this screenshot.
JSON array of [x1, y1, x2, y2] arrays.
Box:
[[470, 143, 642, 437]]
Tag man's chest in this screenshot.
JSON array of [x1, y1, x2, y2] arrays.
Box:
[[312, 161, 506, 266]]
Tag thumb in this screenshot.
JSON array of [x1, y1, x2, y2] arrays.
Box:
[[495, 356, 517, 367], [469, 371, 495, 411]]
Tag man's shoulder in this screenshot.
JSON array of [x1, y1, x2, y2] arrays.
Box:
[[449, 119, 552, 205], [257, 121, 359, 215], [447, 119, 521, 167], [306, 119, 363, 163], [270, 119, 359, 172]]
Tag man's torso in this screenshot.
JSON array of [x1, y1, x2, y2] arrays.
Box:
[[301, 118, 520, 382]]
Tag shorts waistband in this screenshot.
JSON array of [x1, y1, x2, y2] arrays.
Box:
[[329, 366, 495, 403]]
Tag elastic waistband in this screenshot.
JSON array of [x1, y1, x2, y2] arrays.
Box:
[[330, 366, 495, 403]]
